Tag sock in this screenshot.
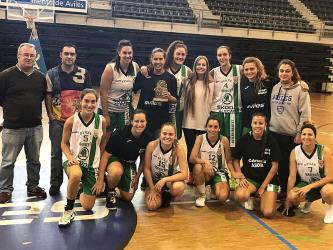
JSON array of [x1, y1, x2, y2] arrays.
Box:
[[324, 204, 333, 224], [65, 199, 75, 211], [197, 184, 205, 195]]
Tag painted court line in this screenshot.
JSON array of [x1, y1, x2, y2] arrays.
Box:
[[239, 205, 297, 250]]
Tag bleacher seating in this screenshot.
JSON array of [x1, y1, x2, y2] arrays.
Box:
[[205, 0, 315, 33], [301, 0, 333, 22], [111, 0, 196, 24]]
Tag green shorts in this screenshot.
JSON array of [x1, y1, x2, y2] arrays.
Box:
[[248, 178, 279, 192], [175, 110, 183, 140], [210, 111, 242, 147], [296, 181, 322, 202], [64, 160, 98, 196], [98, 108, 133, 132], [108, 156, 137, 193], [206, 170, 229, 186]]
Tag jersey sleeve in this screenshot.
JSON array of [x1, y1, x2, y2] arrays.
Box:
[[232, 136, 245, 160], [105, 128, 122, 154], [133, 72, 143, 94]]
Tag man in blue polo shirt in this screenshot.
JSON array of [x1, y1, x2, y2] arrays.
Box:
[[46, 44, 92, 195]]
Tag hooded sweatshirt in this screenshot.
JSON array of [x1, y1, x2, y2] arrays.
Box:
[[269, 81, 311, 137]]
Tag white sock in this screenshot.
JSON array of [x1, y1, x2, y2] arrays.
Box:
[[197, 184, 205, 195], [324, 204, 333, 224]]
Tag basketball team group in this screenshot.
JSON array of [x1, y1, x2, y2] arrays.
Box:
[[0, 39, 332, 228]]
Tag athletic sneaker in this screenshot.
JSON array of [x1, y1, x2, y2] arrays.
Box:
[[243, 197, 254, 210], [195, 194, 206, 207], [324, 204, 333, 224], [106, 190, 117, 210], [301, 201, 312, 214], [58, 210, 75, 227]]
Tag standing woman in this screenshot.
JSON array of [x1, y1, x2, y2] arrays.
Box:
[[285, 123, 333, 223], [99, 40, 140, 136], [165, 40, 192, 139], [232, 113, 281, 218], [210, 46, 242, 148], [270, 59, 311, 201], [144, 123, 188, 210], [134, 48, 177, 137], [190, 116, 238, 207], [183, 56, 214, 180], [241, 57, 275, 134], [59, 89, 107, 227]]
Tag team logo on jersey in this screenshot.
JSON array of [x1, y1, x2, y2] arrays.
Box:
[[277, 105, 284, 114], [222, 93, 232, 104]]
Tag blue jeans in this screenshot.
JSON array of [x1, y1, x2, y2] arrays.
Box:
[[0, 125, 43, 193], [49, 119, 64, 187]]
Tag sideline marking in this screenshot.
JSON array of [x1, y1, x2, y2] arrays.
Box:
[[239, 205, 297, 250]]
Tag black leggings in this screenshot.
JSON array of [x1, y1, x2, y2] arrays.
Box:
[[270, 131, 297, 194], [183, 128, 205, 172]]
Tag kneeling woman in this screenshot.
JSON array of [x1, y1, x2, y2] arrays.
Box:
[[190, 116, 238, 207], [285, 123, 333, 223], [59, 89, 107, 227], [232, 113, 281, 218], [144, 123, 188, 210]]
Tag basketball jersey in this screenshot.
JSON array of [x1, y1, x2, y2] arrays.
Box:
[[69, 113, 103, 170], [168, 64, 190, 111], [211, 64, 242, 113], [199, 134, 226, 172], [295, 144, 324, 184], [101, 62, 137, 112], [151, 140, 179, 180]]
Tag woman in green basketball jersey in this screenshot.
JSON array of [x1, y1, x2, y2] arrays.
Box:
[[284, 123, 333, 223]]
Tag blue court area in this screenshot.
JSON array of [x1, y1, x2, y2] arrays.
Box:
[[0, 166, 137, 250]]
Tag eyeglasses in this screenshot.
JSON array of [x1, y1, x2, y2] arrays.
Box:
[[63, 52, 76, 56], [20, 53, 36, 58]]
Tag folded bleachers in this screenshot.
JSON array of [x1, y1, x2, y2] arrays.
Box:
[[301, 0, 333, 22], [205, 0, 315, 33], [111, 0, 196, 24]]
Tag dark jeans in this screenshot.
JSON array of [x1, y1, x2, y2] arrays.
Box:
[[270, 131, 297, 194], [49, 119, 64, 187], [183, 128, 205, 172]]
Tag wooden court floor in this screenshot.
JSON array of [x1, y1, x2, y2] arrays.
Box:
[[0, 92, 332, 250]]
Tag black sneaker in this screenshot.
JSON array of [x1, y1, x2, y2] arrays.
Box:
[[106, 190, 117, 210], [27, 186, 47, 199], [49, 185, 60, 196], [161, 191, 172, 208]]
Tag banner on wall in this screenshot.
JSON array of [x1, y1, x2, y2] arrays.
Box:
[[0, 0, 87, 13]]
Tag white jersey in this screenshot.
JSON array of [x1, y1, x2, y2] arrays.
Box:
[[100, 62, 137, 112], [211, 65, 242, 113], [200, 134, 226, 172], [69, 113, 103, 169], [168, 65, 190, 111], [151, 140, 179, 180], [295, 144, 324, 184]]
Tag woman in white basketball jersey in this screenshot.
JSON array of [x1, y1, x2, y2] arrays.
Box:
[[284, 123, 333, 223], [190, 116, 239, 207], [144, 123, 188, 210], [99, 40, 140, 136], [59, 89, 107, 227]]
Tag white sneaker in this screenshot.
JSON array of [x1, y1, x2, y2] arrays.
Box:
[[243, 197, 254, 210], [58, 210, 75, 227], [195, 194, 206, 207], [301, 201, 312, 214], [324, 204, 333, 224]]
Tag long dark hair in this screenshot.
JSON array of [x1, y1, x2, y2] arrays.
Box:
[[111, 39, 134, 75], [185, 55, 211, 115], [277, 59, 301, 83]]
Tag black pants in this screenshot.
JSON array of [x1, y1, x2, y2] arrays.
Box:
[[183, 128, 205, 172], [270, 131, 297, 194]]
